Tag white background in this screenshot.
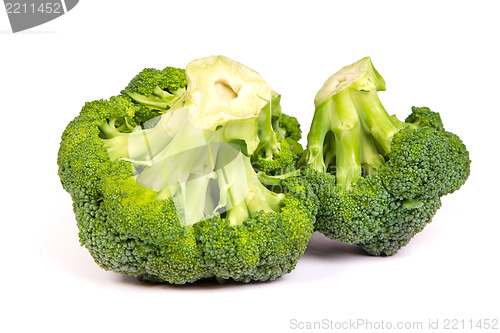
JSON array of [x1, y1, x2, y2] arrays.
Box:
[[1, 1, 498, 332]]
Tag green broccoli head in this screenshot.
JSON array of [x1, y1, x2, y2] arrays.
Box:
[[300, 57, 470, 254], [58, 55, 316, 284]]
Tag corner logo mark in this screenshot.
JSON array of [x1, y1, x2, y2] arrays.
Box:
[[4, 0, 79, 33]]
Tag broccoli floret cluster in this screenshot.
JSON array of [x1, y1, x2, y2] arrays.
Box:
[[121, 67, 187, 111], [300, 57, 470, 255], [58, 56, 316, 284]]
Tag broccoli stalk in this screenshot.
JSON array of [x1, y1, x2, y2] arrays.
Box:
[[216, 150, 284, 224], [101, 55, 284, 226], [256, 91, 282, 159], [304, 57, 404, 188], [123, 86, 186, 111]]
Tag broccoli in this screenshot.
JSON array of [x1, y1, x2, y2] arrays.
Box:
[[300, 57, 470, 255], [58, 55, 316, 284], [121, 67, 187, 111]]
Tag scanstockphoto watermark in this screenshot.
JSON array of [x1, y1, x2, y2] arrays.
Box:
[[3, 0, 79, 33], [290, 318, 424, 331], [289, 318, 499, 331]]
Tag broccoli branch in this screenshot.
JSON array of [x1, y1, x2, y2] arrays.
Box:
[[255, 91, 283, 160], [122, 87, 186, 111], [302, 57, 404, 188]]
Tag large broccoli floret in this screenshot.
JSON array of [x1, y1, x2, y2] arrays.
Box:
[[58, 55, 316, 283], [300, 57, 470, 254]]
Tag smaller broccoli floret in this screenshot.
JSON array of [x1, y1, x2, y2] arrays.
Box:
[[252, 136, 298, 175], [300, 57, 471, 255], [125, 67, 187, 96], [122, 67, 187, 111], [250, 91, 302, 175], [278, 113, 302, 142], [278, 113, 304, 157], [405, 106, 444, 131]]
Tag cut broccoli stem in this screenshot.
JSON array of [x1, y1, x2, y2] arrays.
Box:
[[257, 169, 301, 186], [303, 57, 408, 188], [123, 91, 172, 110], [244, 156, 285, 213], [270, 92, 283, 131], [359, 121, 385, 176], [355, 90, 402, 153], [214, 144, 249, 225], [323, 131, 336, 170], [330, 91, 362, 189], [100, 97, 191, 163], [99, 119, 127, 139], [302, 98, 332, 173], [100, 55, 285, 228], [218, 150, 284, 226], [226, 196, 250, 226], [182, 173, 214, 225], [122, 87, 186, 111], [99, 119, 138, 160], [311, 90, 363, 189], [256, 92, 283, 159], [116, 120, 135, 133], [102, 134, 131, 161], [102, 109, 194, 162]]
